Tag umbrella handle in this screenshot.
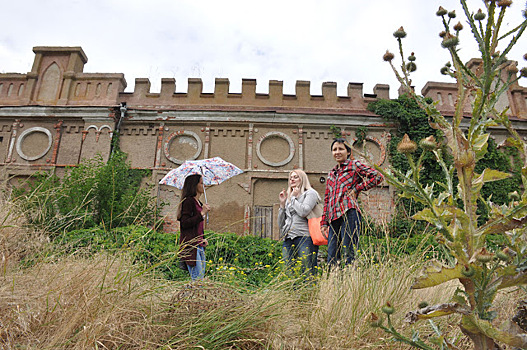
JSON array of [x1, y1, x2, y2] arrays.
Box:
[[203, 182, 209, 224]]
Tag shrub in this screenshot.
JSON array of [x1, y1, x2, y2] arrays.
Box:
[[12, 150, 160, 233], [52, 226, 284, 286]]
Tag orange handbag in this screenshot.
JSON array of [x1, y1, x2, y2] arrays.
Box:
[[306, 203, 328, 246]]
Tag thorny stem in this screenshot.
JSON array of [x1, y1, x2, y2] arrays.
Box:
[[378, 0, 527, 349], [379, 315, 435, 350]]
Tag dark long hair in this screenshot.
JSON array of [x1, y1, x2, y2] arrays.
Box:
[[177, 174, 202, 219]]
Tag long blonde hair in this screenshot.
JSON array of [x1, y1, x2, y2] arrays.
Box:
[[286, 169, 313, 200]]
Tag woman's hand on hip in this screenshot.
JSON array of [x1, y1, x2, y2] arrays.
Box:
[[321, 226, 329, 239]]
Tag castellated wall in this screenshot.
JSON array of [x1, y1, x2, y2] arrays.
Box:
[[1, 46, 526, 237]]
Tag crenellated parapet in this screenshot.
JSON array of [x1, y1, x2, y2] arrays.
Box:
[[1, 47, 526, 120], [119, 77, 391, 113]]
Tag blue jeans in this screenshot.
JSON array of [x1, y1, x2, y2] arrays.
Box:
[[282, 235, 318, 277], [187, 246, 206, 281], [327, 209, 361, 266]]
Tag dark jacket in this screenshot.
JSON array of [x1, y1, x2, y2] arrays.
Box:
[[178, 197, 204, 266]]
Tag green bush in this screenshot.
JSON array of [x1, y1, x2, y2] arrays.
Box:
[[206, 232, 283, 286], [12, 150, 160, 233], [52, 226, 284, 286], [51, 223, 453, 289]]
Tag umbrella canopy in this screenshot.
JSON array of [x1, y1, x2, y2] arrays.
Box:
[[159, 157, 243, 190]]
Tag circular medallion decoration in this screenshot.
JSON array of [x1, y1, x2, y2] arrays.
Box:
[[16, 127, 53, 161], [164, 130, 202, 165], [256, 131, 295, 167], [352, 135, 386, 166]]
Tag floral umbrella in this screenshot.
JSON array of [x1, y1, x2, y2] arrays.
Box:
[[159, 157, 244, 202]]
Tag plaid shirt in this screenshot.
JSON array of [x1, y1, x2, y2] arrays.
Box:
[[321, 159, 383, 226]]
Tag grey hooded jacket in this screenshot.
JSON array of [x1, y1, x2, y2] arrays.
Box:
[[278, 188, 320, 240]]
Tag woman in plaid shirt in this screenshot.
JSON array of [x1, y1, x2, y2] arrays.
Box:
[[321, 138, 383, 267]]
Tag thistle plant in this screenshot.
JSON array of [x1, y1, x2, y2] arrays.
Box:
[[376, 1, 527, 349]]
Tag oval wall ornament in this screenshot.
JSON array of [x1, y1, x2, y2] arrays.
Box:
[[256, 131, 295, 167], [164, 130, 202, 165], [352, 135, 386, 166], [16, 127, 53, 161]]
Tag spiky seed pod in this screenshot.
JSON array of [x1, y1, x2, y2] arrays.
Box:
[[475, 9, 486, 20], [455, 149, 475, 167], [440, 66, 449, 75], [475, 247, 494, 263], [418, 301, 429, 309], [507, 63, 519, 74], [382, 302, 395, 315], [496, 249, 511, 262], [448, 10, 456, 18], [498, 0, 512, 7], [441, 33, 460, 48], [509, 190, 520, 201], [408, 52, 416, 61], [445, 61, 452, 67], [393, 26, 407, 39], [461, 265, 475, 277], [454, 21, 464, 31], [406, 62, 417, 72], [369, 313, 382, 327], [397, 134, 417, 154], [524, 53, 527, 61], [420, 135, 438, 150], [436, 6, 448, 16], [521, 67, 527, 77], [383, 50, 395, 62], [439, 30, 447, 38]]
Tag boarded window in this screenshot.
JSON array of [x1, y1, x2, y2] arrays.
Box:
[[252, 206, 273, 239]]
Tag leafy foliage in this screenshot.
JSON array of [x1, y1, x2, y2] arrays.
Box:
[[53, 225, 283, 287], [368, 95, 445, 187], [12, 150, 159, 233], [329, 125, 342, 138], [369, 95, 447, 238]]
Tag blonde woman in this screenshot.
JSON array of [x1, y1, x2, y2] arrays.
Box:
[[278, 169, 320, 276]]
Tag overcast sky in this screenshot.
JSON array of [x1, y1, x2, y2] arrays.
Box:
[[1, 0, 525, 98]]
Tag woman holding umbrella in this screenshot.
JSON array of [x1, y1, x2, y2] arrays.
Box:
[[177, 174, 211, 280]]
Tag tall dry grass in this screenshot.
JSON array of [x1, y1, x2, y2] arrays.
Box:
[[2, 173, 525, 349], [2, 233, 524, 349], [0, 252, 292, 349], [261, 251, 461, 349], [0, 176, 50, 272]]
